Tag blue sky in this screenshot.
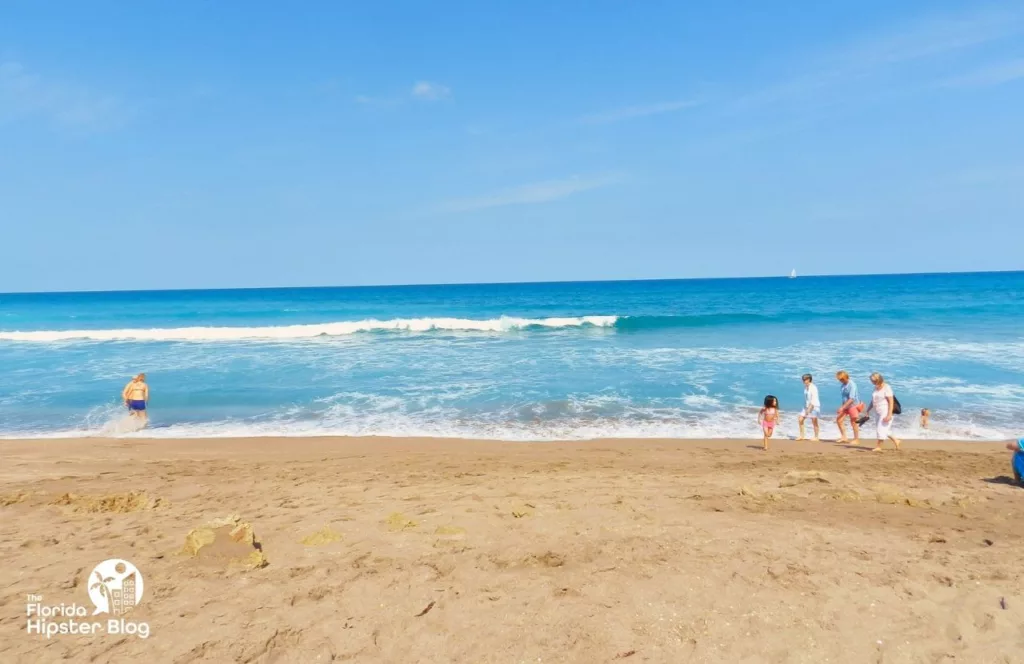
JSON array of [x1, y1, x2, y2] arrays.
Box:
[[1, 1, 1023, 291]]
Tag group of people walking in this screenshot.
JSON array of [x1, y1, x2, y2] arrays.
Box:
[[758, 371, 901, 452]]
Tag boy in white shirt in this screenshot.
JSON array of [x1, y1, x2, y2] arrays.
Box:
[[797, 373, 821, 441]]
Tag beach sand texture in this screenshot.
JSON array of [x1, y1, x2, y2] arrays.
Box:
[[1, 437, 1022, 663]]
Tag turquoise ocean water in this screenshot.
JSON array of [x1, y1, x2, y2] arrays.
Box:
[[1, 273, 1022, 440]]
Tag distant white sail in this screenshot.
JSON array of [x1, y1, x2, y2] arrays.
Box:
[[789, 269, 797, 279]]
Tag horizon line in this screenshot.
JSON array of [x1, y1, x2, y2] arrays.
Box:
[[1, 268, 1021, 297]]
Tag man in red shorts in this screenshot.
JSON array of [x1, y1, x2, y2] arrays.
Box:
[[835, 370, 862, 444]]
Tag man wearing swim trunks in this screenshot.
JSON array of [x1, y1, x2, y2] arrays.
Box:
[[835, 370, 862, 444], [122, 373, 149, 425]]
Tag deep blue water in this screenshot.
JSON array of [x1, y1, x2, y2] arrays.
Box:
[[1, 272, 1022, 440]]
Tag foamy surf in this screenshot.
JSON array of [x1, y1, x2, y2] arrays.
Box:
[[99, 413, 148, 435], [8, 407, 1011, 442], [0, 315, 619, 342]]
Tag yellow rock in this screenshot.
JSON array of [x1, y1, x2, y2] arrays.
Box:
[[511, 505, 534, 518], [180, 515, 267, 569], [239, 550, 270, 569], [435, 525, 466, 537], [874, 491, 905, 505], [0, 492, 27, 506], [181, 527, 217, 556], [301, 526, 343, 546], [385, 512, 417, 531], [51, 491, 157, 513]]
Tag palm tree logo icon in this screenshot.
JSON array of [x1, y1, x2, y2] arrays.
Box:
[[87, 559, 144, 616]]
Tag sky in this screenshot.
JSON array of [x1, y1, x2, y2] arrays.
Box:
[[1, 1, 1023, 292]]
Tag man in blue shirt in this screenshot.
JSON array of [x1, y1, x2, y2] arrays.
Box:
[[835, 370, 863, 444]]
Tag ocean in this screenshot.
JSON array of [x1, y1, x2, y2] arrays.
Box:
[[1, 272, 1022, 441]]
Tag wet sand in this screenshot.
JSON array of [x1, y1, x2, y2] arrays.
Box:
[[1, 436, 1022, 663]]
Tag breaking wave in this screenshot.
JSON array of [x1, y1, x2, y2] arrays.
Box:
[[0, 315, 619, 342], [6, 305, 1022, 343]]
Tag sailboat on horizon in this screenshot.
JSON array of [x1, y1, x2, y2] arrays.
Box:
[[789, 269, 797, 279]]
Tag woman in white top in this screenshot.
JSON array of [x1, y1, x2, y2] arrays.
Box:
[[864, 372, 900, 452]]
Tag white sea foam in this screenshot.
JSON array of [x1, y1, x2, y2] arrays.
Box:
[[897, 377, 1024, 401], [10, 399, 1013, 442], [680, 394, 721, 409], [0, 315, 619, 343], [79, 403, 147, 435], [20, 417, 1009, 442]]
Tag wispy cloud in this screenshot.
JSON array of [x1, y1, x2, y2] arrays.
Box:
[[0, 61, 129, 131], [838, 9, 1021, 68], [734, 7, 1024, 111], [580, 99, 701, 125], [435, 174, 622, 213], [355, 80, 452, 107], [941, 58, 1024, 87], [410, 80, 451, 101]]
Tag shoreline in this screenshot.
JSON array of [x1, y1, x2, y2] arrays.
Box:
[[0, 432, 1012, 446], [2, 435, 1021, 662], [0, 436, 1014, 466]]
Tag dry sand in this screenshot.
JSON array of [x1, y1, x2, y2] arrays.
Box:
[[1, 436, 1022, 663]]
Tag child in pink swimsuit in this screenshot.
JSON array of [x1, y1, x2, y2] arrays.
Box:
[[759, 395, 780, 451]]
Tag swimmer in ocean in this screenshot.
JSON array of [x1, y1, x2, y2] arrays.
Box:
[[122, 373, 149, 425]]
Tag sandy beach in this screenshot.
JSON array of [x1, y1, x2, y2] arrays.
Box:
[[1, 436, 1022, 663]]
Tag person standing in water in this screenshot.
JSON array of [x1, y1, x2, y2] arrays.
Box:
[[797, 373, 821, 441], [122, 373, 149, 425]]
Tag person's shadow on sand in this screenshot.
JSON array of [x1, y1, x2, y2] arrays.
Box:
[[983, 476, 1023, 488]]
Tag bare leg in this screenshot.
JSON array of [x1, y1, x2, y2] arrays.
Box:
[[812, 418, 820, 441], [836, 415, 849, 443], [763, 430, 769, 451], [797, 416, 806, 440], [851, 416, 861, 444], [888, 435, 900, 450]]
